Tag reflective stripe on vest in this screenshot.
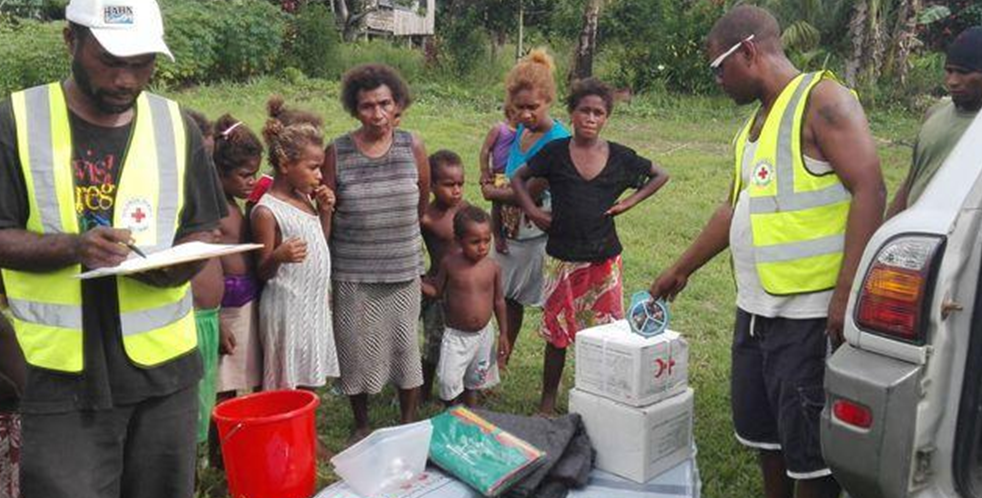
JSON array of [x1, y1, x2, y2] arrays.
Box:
[[731, 72, 852, 296], [2, 82, 196, 373]]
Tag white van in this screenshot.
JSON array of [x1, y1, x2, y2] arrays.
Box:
[[821, 111, 982, 498]]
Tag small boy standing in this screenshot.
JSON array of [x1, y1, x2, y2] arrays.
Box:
[[419, 150, 467, 402], [423, 206, 510, 407]]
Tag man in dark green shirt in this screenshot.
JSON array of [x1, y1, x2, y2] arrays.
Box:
[[888, 27, 982, 217]]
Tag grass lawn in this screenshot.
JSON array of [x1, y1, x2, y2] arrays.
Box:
[[173, 76, 920, 498]]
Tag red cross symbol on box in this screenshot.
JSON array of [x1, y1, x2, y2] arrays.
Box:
[[131, 208, 147, 223]]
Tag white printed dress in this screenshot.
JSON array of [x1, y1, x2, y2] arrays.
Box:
[[255, 194, 339, 389]]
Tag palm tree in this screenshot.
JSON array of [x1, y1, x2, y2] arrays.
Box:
[[729, 0, 923, 91], [570, 0, 605, 83], [844, 0, 924, 90]]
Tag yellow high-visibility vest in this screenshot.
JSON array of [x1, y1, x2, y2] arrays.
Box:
[[1, 82, 196, 373], [731, 71, 852, 295]]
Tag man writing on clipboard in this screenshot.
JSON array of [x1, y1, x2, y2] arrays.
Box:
[[0, 0, 226, 496]]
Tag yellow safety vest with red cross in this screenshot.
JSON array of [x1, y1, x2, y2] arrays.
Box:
[[1, 82, 196, 373], [731, 71, 852, 295]]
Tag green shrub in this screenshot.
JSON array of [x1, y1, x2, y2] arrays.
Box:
[[0, 0, 65, 20], [0, 18, 69, 96], [157, 0, 286, 85], [213, 0, 286, 80], [438, 9, 489, 78], [0, 0, 287, 91], [599, 0, 722, 94], [866, 51, 947, 113], [282, 2, 341, 79], [156, 0, 221, 85], [901, 52, 946, 100]]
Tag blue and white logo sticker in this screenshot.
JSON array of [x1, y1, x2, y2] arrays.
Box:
[[103, 5, 135, 25]]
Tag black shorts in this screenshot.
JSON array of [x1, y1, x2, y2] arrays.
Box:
[[731, 308, 831, 479]]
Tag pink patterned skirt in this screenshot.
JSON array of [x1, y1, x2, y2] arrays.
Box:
[[540, 255, 625, 349]]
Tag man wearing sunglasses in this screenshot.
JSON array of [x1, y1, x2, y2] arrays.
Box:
[[651, 5, 885, 498]]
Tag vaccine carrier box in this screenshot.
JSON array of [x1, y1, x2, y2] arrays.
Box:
[[575, 320, 688, 407], [569, 387, 695, 484]]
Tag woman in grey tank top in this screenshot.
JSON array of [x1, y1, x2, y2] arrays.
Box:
[[322, 64, 431, 443]]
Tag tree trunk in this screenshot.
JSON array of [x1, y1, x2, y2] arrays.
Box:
[[885, 0, 922, 85], [516, 0, 524, 60], [339, 0, 378, 42], [335, 0, 350, 26], [569, 0, 603, 84], [844, 0, 868, 88], [491, 30, 507, 60]]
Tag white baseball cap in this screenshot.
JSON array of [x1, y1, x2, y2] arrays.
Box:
[[66, 0, 174, 61]]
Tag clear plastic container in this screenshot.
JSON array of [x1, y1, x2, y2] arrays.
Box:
[[330, 420, 434, 497]]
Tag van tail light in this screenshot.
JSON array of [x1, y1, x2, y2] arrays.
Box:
[[855, 235, 944, 343], [833, 398, 873, 429]]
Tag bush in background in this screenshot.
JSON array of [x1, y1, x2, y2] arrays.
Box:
[[212, 0, 286, 80], [335, 40, 426, 84], [599, 0, 722, 95], [0, 0, 66, 20], [0, 17, 69, 96], [437, 8, 489, 78], [156, 0, 222, 84], [157, 0, 285, 85], [0, 0, 286, 92], [281, 2, 340, 79], [919, 0, 982, 51]]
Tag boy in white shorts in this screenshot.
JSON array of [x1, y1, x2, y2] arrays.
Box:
[[422, 206, 511, 407]]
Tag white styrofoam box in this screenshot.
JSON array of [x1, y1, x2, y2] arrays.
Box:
[[575, 320, 688, 407], [316, 467, 481, 498], [570, 387, 695, 484], [568, 455, 701, 498]]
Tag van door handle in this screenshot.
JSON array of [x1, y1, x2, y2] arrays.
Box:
[[942, 299, 963, 319]]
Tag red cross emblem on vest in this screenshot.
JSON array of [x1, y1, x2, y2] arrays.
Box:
[[121, 198, 152, 233], [751, 161, 774, 187]]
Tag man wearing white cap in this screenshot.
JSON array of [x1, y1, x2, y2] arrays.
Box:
[[0, 0, 227, 496]]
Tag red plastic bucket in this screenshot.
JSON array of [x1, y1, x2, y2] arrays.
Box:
[[213, 390, 320, 498]]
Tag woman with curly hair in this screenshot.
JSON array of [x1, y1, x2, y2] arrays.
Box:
[[322, 64, 430, 443], [481, 49, 570, 375]]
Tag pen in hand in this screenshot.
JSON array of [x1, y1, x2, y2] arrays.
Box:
[[86, 214, 148, 259]]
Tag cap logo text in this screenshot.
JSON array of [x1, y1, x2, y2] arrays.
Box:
[[104, 5, 134, 25]]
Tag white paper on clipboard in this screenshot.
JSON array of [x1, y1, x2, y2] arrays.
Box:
[[77, 242, 263, 280]]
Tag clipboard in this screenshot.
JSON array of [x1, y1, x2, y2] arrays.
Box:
[[77, 242, 263, 280]]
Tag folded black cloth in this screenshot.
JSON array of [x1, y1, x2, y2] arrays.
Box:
[[473, 409, 594, 498]]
